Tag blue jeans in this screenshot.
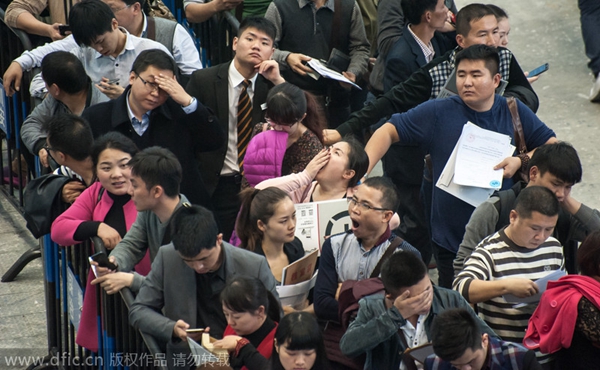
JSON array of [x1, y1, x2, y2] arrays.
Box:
[[579, 0, 600, 76]]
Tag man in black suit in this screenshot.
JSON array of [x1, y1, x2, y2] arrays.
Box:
[[186, 16, 285, 240], [82, 49, 223, 208]]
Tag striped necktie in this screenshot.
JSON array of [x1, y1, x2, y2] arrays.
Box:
[[237, 79, 253, 171]]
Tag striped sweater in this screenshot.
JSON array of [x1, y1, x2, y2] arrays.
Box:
[[453, 228, 564, 344]]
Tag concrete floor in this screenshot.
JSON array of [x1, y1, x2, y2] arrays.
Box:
[[0, 0, 599, 367]]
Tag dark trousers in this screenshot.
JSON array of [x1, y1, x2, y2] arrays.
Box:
[[393, 182, 432, 266], [432, 242, 457, 289], [211, 174, 242, 242], [579, 0, 600, 76]]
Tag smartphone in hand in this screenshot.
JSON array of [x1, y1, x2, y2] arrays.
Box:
[[90, 251, 117, 270], [527, 63, 549, 78]]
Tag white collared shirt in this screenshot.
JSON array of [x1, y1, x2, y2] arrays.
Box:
[[28, 27, 170, 97], [399, 313, 429, 370], [140, 14, 202, 74], [222, 62, 258, 175], [407, 24, 435, 63]]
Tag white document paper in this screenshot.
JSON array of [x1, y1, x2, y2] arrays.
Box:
[[307, 59, 361, 89], [503, 269, 567, 305], [277, 271, 318, 309], [295, 199, 351, 253], [188, 337, 220, 366], [436, 140, 497, 207], [454, 123, 514, 189]]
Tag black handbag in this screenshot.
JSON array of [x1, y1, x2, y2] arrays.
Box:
[[23, 174, 78, 238]]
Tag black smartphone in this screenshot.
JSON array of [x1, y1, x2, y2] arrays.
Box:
[[58, 25, 71, 36], [527, 63, 549, 78], [90, 251, 117, 270]]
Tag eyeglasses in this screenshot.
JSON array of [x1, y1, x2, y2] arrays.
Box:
[[43, 143, 56, 161], [347, 198, 389, 212], [111, 4, 131, 13], [136, 73, 160, 92]]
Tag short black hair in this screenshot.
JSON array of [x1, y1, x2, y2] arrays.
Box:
[[380, 250, 427, 296], [131, 49, 177, 75], [91, 132, 139, 170], [238, 16, 276, 44], [362, 176, 399, 213], [528, 142, 582, 185], [402, 0, 439, 25], [342, 136, 369, 188], [455, 44, 499, 76], [455, 3, 495, 37], [220, 276, 281, 323], [128, 146, 181, 197], [271, 312, 330, 370], [430, 308, 483, 362], [41, 51, 89, 94], [487, 4, 508, 19], [69, 0, 116, 47], [43, 113, 93, 161], [513, 186, 560, 219], [171, 205, 219, 257]]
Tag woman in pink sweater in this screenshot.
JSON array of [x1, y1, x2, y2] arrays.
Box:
[[51, 132, 150, 352]]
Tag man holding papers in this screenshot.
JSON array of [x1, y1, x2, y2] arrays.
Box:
[[363, 44, 556, 288], [453, 186, 564, 365]]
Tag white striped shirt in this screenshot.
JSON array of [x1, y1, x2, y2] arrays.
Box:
[[453, 228, 564, 344]]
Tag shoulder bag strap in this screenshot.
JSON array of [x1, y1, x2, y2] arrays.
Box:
[[146, 16, 156, 41], [370, 236, 404, 278], [507, 97, 527, 154], [397, 329, 419, 370]]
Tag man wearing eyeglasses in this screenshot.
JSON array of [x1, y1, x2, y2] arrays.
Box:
[[82, 49, 223, 208], [314, 177, 420, 364]]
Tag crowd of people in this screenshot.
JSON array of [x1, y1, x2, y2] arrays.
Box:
[[2, 0, 600, 369]]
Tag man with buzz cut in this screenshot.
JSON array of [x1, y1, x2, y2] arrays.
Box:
[[455, 142, 600, 276], [425, 308, 541, 370], [363, 44, 556, 289], [454, 186, 564, 365]]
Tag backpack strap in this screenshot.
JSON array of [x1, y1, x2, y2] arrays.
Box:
[[330, 0, 342, 52], [370, 236, 404, 278], [493, 182, 522, 231]]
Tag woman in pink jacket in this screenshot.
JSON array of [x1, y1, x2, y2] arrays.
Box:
[[51, 132, 150, 352]]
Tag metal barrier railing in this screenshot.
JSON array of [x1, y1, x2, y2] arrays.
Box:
[[38, 233, 167, 369], [0, 2, 237, 368]]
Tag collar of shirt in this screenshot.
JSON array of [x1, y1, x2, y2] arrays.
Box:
[[141, 14, 149, 38], [407, 24, 435, 63], [298, 0, 335, 11], [125, 90, 151, 135], [93, 27, 134, 59], [228, 61, 259, 93]]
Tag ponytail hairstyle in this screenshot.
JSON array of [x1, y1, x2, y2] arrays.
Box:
[[236, 187, 292, 252], [265, 83, 325, 143], [220, 276, 281, 323]]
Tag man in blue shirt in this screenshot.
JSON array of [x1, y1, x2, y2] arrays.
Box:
[[364, 44, 556, 288]]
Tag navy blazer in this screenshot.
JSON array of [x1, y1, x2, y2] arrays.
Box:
[[82, 87, 223, 207], [384, 26, 454, 92]]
